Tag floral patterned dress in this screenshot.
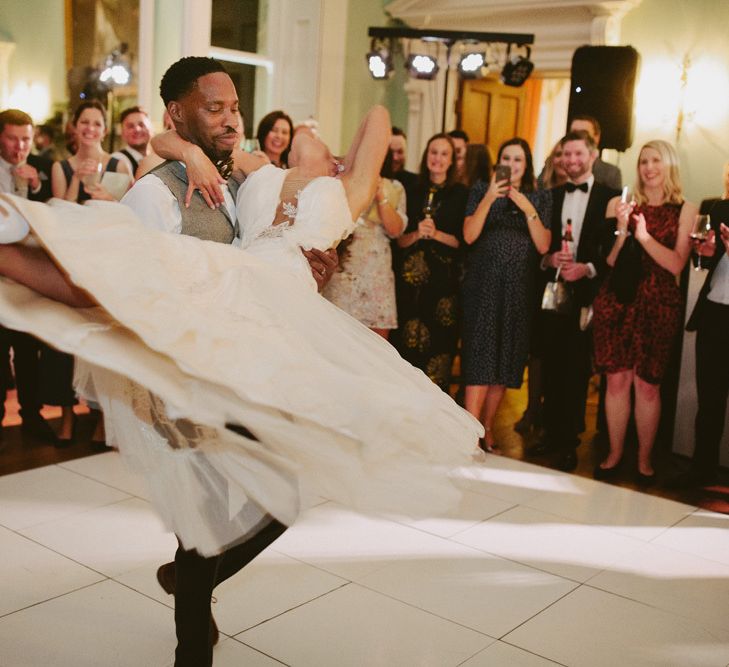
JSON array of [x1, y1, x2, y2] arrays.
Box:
[[393, 181, 468, 391], [593, 203, 684, 384], [323, 178, 406, 328]]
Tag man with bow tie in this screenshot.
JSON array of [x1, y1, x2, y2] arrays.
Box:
[[531, 130, 619, 471], [0, 109, 58, 445]]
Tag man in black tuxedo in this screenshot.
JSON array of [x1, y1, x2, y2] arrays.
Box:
[[533, 130, 619, 471], [0, 109, 56, 443], [676, 203, 729, 487]]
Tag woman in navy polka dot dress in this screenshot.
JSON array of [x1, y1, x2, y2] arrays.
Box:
[[461, 138, 551, 452]]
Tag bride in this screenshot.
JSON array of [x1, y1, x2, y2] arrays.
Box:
[[0, 107, 482, 556]]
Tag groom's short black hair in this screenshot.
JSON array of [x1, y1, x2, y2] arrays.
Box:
[[159, 57, 229, 106]]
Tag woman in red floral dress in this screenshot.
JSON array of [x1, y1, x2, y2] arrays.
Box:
[[592, 140, 696, 482]]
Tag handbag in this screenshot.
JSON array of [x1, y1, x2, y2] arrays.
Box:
[[541, 266, 571, 313], [609, 234, 643, 304]]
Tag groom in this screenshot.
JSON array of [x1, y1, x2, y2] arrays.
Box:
[[122, 56, 333, 667]]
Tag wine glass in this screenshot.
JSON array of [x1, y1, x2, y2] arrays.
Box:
[[690, 214, 712, 270]]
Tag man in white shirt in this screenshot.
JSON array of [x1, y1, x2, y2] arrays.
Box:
[[533, 130, 619, 472], [121, 56, 335, 667], [111, 106, 153, 179], [0, 109, 57, 444]]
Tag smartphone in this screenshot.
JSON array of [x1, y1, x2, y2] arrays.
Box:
[[494, 164, 511, 184], [620, 185, 629, 203]]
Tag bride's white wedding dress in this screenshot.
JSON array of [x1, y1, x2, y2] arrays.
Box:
[[0, 168, 482, 556]]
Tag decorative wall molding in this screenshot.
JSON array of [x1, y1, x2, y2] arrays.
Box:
[[385, 0, 642, 74]]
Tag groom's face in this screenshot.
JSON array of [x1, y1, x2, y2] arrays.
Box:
[[172, 72, 241, 161]]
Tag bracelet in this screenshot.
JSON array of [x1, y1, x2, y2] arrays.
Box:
[[527, 212, 538, 221], [614, 229, 630, 237], [377, 197, 389, 206]]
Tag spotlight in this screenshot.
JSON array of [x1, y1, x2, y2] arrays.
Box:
[[99, 44, 132, 87], [366, 48, 393, 80], [501, 45, 534, 87], [407, 54, 439, 80], [458, 52, 486, 78]]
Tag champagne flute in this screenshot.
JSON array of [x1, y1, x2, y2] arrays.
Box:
[[81, 161, 103, 188], [690, 214, 712, 270]]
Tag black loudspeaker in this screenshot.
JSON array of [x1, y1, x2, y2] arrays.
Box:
[[567, 45, 640, 151]]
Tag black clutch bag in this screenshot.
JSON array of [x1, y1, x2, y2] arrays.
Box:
[[609, 233, 643, 304]]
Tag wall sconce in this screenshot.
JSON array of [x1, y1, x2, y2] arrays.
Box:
[[7, 81, 51, 123], [635, 52, 729, 143]]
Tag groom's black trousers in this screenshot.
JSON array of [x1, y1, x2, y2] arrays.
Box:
[[174, 518, 288, 667]]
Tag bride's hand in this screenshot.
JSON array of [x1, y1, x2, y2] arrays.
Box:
[[182, 145, 226, 209], [302, 247, 339, 290]]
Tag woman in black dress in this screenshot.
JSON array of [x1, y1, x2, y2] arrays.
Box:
[[393, 134, 468, 392], [461, 138, 551, 451]]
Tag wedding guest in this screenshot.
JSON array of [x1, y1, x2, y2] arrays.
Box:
[[111, 106, 153, 177], [674, 204, 729, 488], [517, 138, 568, 435], [256, 110, 293, 168], [0, 108, 57, 444], [447, 129, 469, 183], [592, 140, 695, 483], [52, 100, 131, 203], [569, 115, 622, 190], [462, 137, 551, 452], [33, 123, 57, 161], [323, 150, 406, 338], [390, 126, 418, 196], [51, 100, 131, 445], [463, 143, 492, 189], [393, 133, 467, 391], [532, 131, 617, 471], [537, 139, 568, 190]]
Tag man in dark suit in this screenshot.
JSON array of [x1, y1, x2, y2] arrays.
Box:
[[569, 115, 622, 190], [390, 126, 418, 196], [676, 203, 729, 488], [0, 109, 56, 443], [532, 130, 619, 471]]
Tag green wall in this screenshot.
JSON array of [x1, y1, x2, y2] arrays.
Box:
[[340, 0, 409, 149], [0, 0, 66, 120], [620, 0, 729, 203]]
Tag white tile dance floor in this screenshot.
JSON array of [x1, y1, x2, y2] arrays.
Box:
[[1, 451, 729, 666]]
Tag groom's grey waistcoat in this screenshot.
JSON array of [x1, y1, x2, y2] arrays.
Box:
[[151, 160, 241, 243]]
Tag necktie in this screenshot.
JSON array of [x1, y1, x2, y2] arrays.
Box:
[[214, 157, 234, 180], [565, 181, 588, 193]]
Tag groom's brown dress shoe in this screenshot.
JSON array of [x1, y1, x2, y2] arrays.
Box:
[[157, 562, 219, 646]]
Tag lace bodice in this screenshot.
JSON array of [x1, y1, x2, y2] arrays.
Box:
[[236, 164, 354, 252]]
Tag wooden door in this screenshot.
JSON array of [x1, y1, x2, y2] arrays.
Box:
[[457, 76, 541, 159]]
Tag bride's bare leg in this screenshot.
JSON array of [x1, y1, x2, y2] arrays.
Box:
[[0, 245, 96, 308]]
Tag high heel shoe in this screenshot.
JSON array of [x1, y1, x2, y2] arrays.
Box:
[[636, 471, 656, 487], [594, 460, 622, 481], [478, 428, 501, 455]]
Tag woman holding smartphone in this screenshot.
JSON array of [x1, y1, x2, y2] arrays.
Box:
[[461, 137, 551, 452]]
